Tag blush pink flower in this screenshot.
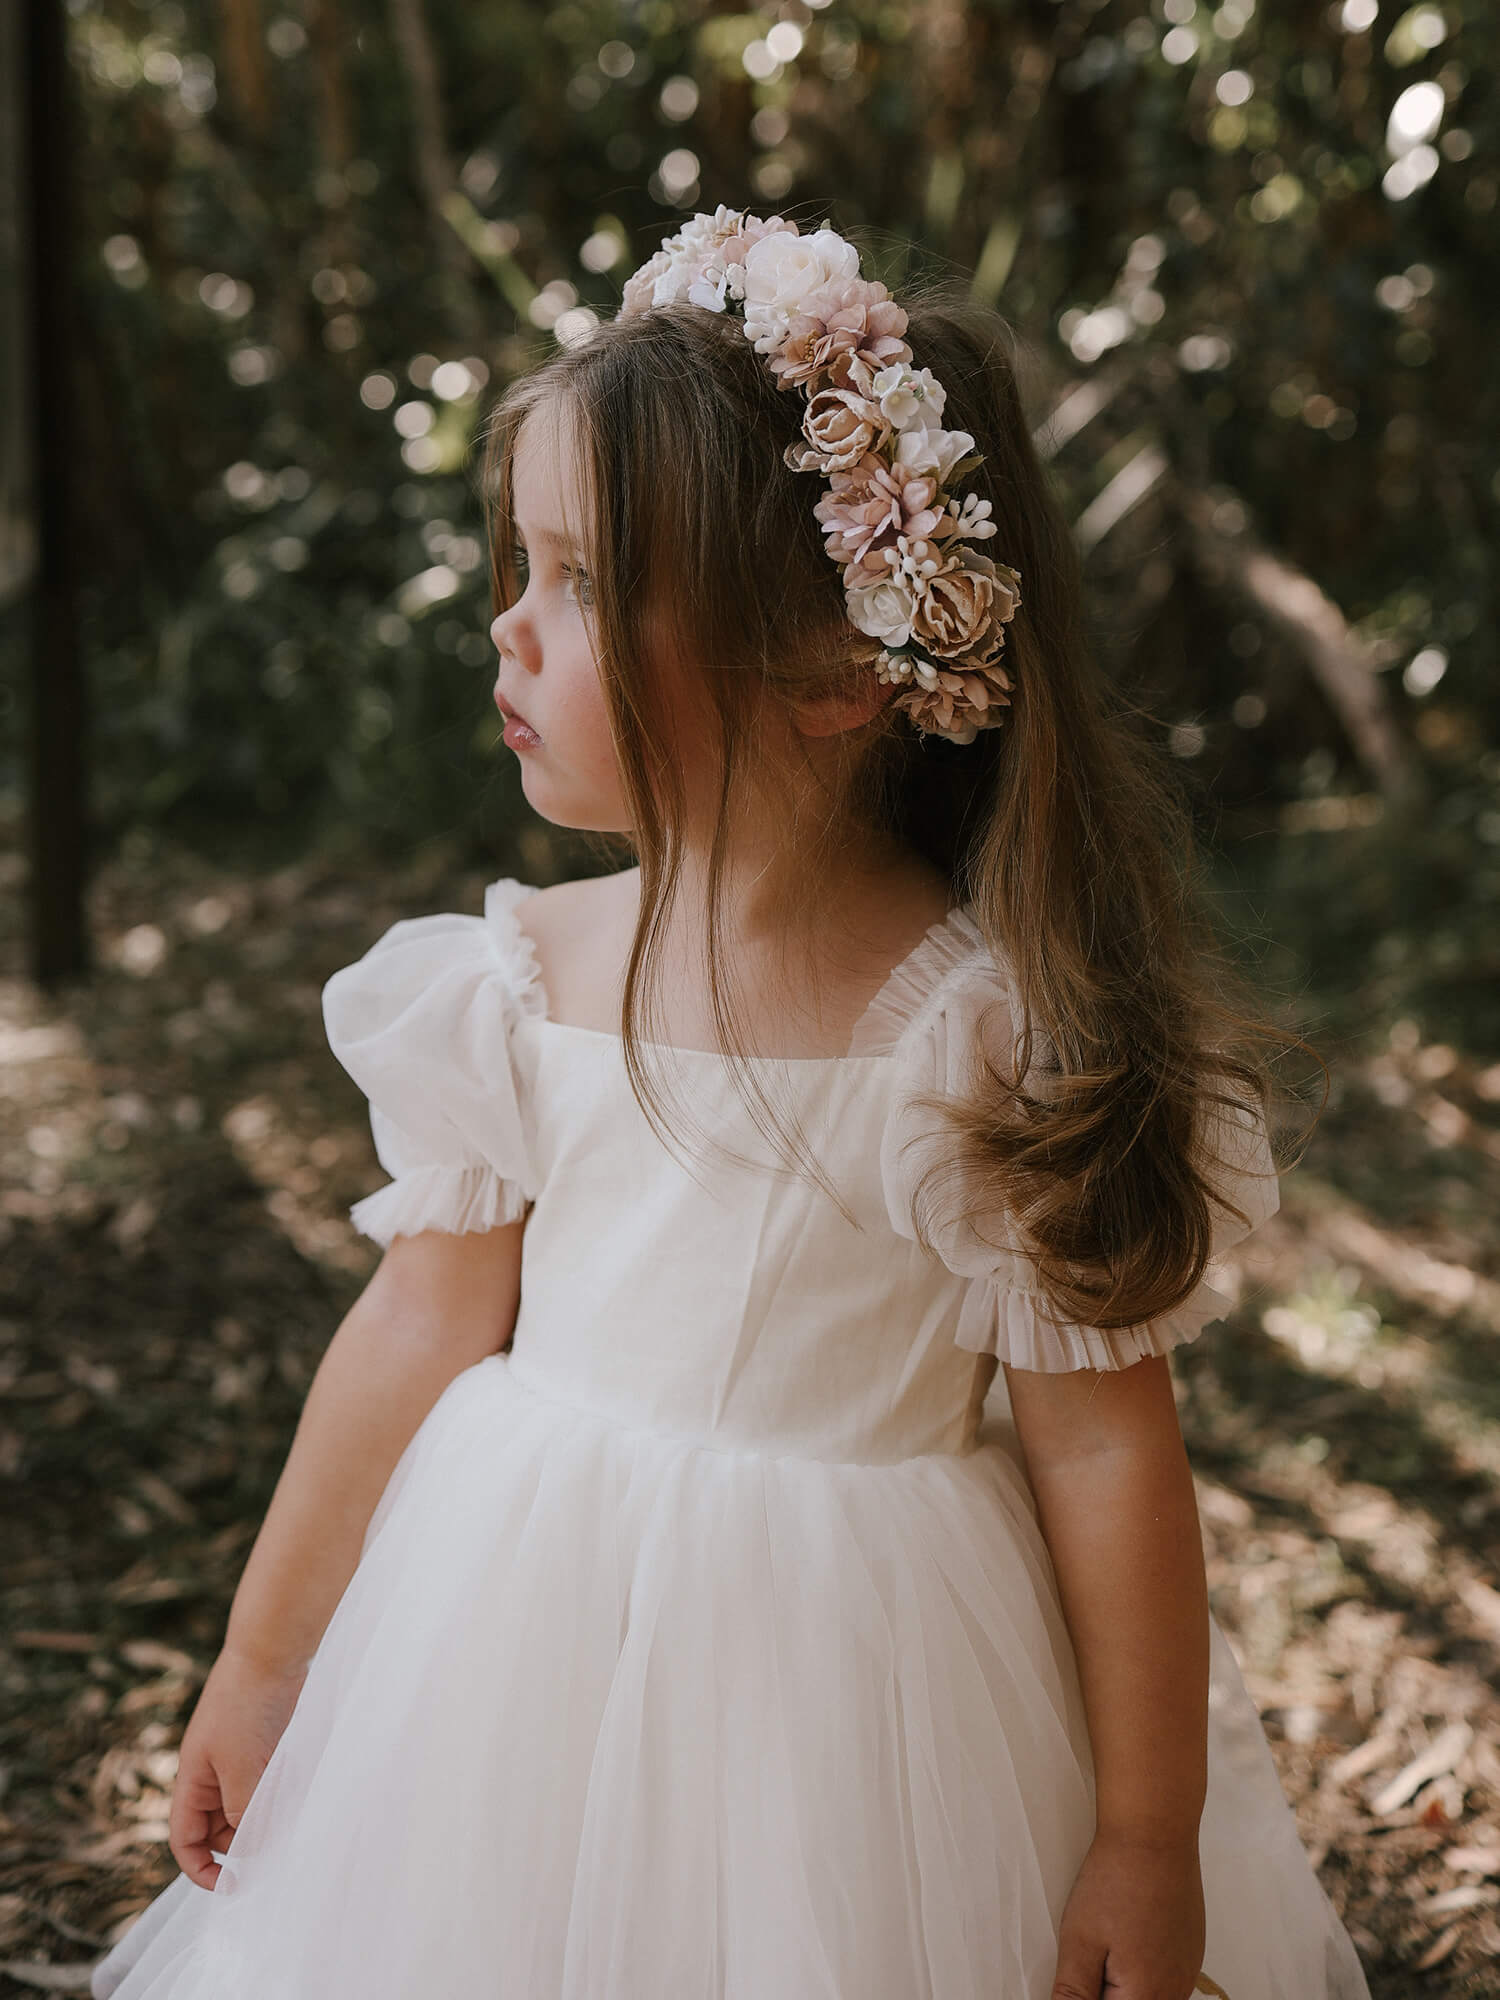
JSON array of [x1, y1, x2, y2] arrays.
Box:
[[768, 280, 913, 392], [812, 454, 945, 574]]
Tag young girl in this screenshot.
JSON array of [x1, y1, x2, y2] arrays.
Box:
[[93, 208, 1371, 2000]]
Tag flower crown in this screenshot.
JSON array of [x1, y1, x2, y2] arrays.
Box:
[[618, 206, 1021, 745]]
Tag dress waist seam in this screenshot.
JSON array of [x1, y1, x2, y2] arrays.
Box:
[[496, 1354, 977, 1472]]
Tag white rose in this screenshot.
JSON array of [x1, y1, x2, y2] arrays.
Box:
[[894, 425, 976, 486], [846, 572, 918, 648], [741, 228, 862, 352], [869, 363, 947, 432]]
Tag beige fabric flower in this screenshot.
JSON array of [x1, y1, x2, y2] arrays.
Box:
[[910, 550, 1022, 672], [892, 657, 1013, 742], [785, 377, 892, 476]]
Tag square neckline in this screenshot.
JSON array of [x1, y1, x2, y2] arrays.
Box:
[[510, 896, 985, 1066]]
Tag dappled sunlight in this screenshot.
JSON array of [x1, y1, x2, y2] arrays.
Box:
[[0, 828, 1496, 1982], [5, 0, 1497, 1980], [1158, 995, 1500, 1975]]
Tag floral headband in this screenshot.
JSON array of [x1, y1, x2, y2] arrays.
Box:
[[618, 206, 1021, 745]]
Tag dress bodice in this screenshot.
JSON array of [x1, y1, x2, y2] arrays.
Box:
[[506, 1018, 991, 1463], [321, 878, 1281, 1469]]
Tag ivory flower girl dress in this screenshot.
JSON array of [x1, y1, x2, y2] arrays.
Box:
[[92, 878, 1370, 2000]]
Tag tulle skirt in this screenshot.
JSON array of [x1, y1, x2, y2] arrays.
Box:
[[91, 1354, 1369, 1999]]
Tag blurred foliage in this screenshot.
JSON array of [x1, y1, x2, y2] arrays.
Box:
[[0, 0, 1496, 1026]]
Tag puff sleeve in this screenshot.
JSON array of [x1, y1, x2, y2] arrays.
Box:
[[321, 878, 547, 1247], [881, 959, 1281, 1373]]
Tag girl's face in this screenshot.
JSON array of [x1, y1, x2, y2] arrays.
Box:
[[489, 401, 632, 833]]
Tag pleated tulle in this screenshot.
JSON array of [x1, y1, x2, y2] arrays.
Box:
[[94, 1358, 1368, 2000], [951, 1270, 1241, 1371], [346, 1160, 528, 1248]]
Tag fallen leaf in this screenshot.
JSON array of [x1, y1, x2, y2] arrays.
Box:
[[132, 1472, 196, 1528], [0, 1963, 99, 1994], [1444, 1844, 1500, 1876], [118, 1641, 198, 1679], [1370, 1722, 1473, 1816], [1328, 1730, 1401, 1788], [1418, 1884, 1499, 1917], [1414, 1923, 1465, 1972]]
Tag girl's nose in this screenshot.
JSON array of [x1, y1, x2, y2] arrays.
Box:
[[490, 606, 531, 667]]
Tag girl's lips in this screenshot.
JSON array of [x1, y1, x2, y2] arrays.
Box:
[[494, 689, 542, 752]]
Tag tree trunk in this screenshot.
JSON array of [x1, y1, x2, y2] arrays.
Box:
[[22, 0, 90, 984], [306, 0, 356, 269], [215, 0, 271, 140], [1181, 485, 1423, 805], [386, 0, 479, 339]]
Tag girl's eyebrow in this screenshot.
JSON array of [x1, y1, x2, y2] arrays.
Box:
[[511, 521, 582, 550]]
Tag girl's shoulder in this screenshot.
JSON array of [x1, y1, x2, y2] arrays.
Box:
[[848, 904, 1007, 1065], [509, 869, 638, 1034]]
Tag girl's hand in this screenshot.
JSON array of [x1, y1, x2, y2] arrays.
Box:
[[1050, 1831, 1206, 2000], [167, 1648, 308, 1889]]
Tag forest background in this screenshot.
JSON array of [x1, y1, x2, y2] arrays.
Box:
[[0, 0, 1498, 1991]]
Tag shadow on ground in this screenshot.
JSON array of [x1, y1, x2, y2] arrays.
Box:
[[2, 828, 1498, 1996]]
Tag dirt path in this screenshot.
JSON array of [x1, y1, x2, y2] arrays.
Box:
[[1, 833, 1497, 1995]]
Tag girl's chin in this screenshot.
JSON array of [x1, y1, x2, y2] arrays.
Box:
[[517, 765, 631, 835]]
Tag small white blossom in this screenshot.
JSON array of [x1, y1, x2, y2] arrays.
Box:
[[874, 650, 914, 684], [687, 269, 729, 311], [869, 362, 947, 432], [881, 533, 942, 585], [947, 493, 997, 540], [893, 426, 976, 486]]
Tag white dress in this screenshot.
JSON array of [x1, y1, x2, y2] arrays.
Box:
[[91, 879, 1371, 2000]]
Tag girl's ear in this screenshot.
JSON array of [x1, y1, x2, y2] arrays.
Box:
[[790, 674, 897, 740]]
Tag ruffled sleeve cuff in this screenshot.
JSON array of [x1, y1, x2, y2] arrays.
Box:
[[348, 1162, 531, 1248], [955, 1267, 1241, 1373], [322, 878, 548, 1245]]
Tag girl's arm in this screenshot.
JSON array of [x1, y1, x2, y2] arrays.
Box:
[[169, 1222, 524, 1887], [1005, 1355, 1210, 2000]]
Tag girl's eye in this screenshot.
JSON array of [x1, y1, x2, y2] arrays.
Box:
[[562, 564, 594, 608], [508, 543, 530, 578]]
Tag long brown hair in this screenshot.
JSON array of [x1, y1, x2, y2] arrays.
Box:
[[481, 278, 1290, 1331]]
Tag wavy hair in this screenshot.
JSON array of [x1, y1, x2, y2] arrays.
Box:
[[480, 279, 1294, 1330]]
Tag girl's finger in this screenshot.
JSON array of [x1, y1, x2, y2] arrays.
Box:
[[172, 1807, 231, 1889], [1050, 1937, 1106, 2000], [169, 1758, 236, 1886]]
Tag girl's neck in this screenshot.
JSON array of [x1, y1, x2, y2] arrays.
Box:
[[672, 843, 918, 945], [636, 715, 955, 1047], [660, 826, 954, 1030]]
